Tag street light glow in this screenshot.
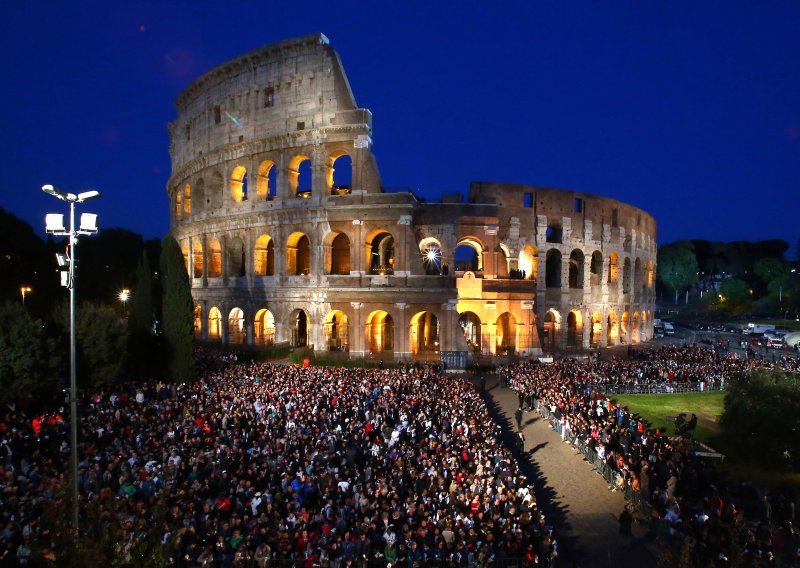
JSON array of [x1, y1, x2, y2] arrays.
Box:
[[118, 289, 130, 303]]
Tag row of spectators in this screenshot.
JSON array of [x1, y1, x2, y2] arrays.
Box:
[[502, 345, 800, 566], [0, 356, 555, 566]]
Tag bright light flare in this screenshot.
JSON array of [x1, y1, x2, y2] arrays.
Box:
[[118, 289, 130, 303]]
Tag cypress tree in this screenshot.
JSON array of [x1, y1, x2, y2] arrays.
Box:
[[159, 235, 194, 383], [127, 250, 157, 379]]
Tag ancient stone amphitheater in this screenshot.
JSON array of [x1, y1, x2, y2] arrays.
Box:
[[168, 34, 656, 361]]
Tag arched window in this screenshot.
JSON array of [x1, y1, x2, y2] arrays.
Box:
[[329, 233, 351, 275], [228, 308, 245, 344], [209, 171, 223, 210], [496, 312, 517, 355], [208, 240, 222, 277], [289, 154, 311, 198], [632, 312, 640, 343], [566, 311, 581, 348], [290, 309, 309, 347], [590, 251, 603, 285], [208, 307, 222, 339], [324, 310, 349, 351], [590, 313, 602, 347], [327, 152, 352, 195], [622, 257, 632, 293], [545, 249, 562, 288], [367, 230, 395, 274], [542, 310, 560, 352], [286, 232, 311, 275], [175, 191, 182, 221], [183, 183, 192, 217], [608, 252, 619, 284], [607, 313, 619, 346], [518, 245, 537, 281], [194, 178, 205, 214], [419, 238, 442, 275], [192, 241, 204, 278], [254, 235, 275, 276], [254, 309, 276, 346], [366, 311, 394, 354], [455, 239, 483, 272], [568, 249, 585, 289], [410, 311, 439, 355], [621, 312, 630, 343], [546, 221, 562, 243], [256, 160, 276, 200], [227, 237, 246, 277], [231, 166, 248, 202], [459, 312, 482, 353]]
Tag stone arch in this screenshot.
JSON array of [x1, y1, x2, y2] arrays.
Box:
[[175, 190, 182, 221], [518, 244, 538, 281], [326, 151, 352, 195], [208, 171, 223, 210], [419, 237, 443, 275], [607, 312, 619, 346], [590, 312, 602, 347], [409, 311, 439, 355], [289, 308, 310, 347], [193, 178, 205, 214], [227, 236, 246, 277], [366, 229, 395, 274], [566, 310, 582, 348], [546, 220, 563, 243], [545, 249, 562, 288], [254, 234, 275, 276], [231, 165, 248, 202], [542, 309, 561, 352], [228, 307, 245, 344], [590, 251, 603, 285], [193, 305, 202, 337], [608, 252, 619, 284], [568, 249, 585, 289], [323, 309, 349, 351], [496, 312, 517, 355], [254, 308, 276, 346], [621, 311, 630, 344], [622, 257, 632, 293], [366, 310, 394, 355], [208, 306, 222, 340], [286, 232, 311, 276], [634, 257, 643, 294], [454, 237, 484, 272], [208, 239, 222, 277], [459, 311, 482, 353], [289, 154, 312, 198], [324, 232, 351, 275], [256, 160, 276, 200], [192, 241, 204, 278], [632, 312, 640, 343], [497, 243, 511, 278], [183, 183, 192, 217]]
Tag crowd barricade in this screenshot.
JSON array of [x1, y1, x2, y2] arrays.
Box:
[[589, 381, 725, 396]]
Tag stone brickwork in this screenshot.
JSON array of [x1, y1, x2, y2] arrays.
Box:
[[168, 34, 656, 360]]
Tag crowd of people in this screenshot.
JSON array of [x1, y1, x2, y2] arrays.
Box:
[[0, 355, 556, 566], [501, 345, 800, 566]]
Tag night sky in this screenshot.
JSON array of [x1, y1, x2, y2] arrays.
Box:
[[2, 1, 798, 250]]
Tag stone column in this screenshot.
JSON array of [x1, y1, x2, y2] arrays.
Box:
[[351, 219, 363, 274], [350, 302, 364, 357], [582, 310, 591, 349], [394, 303, 408, 360]]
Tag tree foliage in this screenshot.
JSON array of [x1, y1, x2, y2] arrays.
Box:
[[127, 250, 159, 379], [657, 241, 699, 301], [753, 257, 789, 286], [159, 236, 194, 384], [0, 302, 61, 403], [719, 369, 800, 471], [718, 277, 750, 305]]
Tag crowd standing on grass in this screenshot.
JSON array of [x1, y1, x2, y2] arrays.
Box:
[[502, 345, 800, 566], [0, 353, 556, 566]]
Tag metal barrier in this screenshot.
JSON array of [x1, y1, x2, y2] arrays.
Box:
[[589, 381, 725, 396]]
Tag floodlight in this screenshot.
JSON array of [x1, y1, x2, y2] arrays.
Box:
[[77, 190, 100, 202], [79, 213, 98, 233], [42, 184, 67, 201], [45, 213, 66, 233], [55, 253, 69, 267], [60, 271, 70, 287]]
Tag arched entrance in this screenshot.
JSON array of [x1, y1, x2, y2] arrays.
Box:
[[459, 311, 482, 353], [496, 312, 517, 355], [254, 309, 276, 346], [290, 309, 309, 347], [542, 310, 560, 352], [454, 238, 483, 272], [621, 311, 630, 344], [193, 305, 202, 337], [607, 312, 619, 346], [323, 310, 349, 351], [518, 244, 538, 281], [208, 307, 222, 340], [590, 312, 602, 347], [366, 310, 394, 355], [410, 311, 439, 356], [567, 311, 582, 348], [366, 230, 395, 274], [632, 312, 640, 343], [228, 308, 245, 344]]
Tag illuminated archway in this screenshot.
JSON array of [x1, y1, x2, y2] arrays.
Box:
[[228, 307, 245, 344], [590, 251, 603, 285], [289, 308, 309, 347], [632, 312, 640, 343], [454, 237, 483, 272], [459, 311, 482, 353], [183, 183, 192, 217], [607, 312, 619, 346], [621, 311, 630, 344], [518, 244, 537, 281], [409, 311, 439, 355], [193, 305, 202, 337], [254, 309, 276, 346], [254, 234, 275, 276], [542, 310, 560, 351], [567, 310, 582, 348], [289, 154, 311, 198], [192, 241, 204, 278], [208, 307, 222, 340], [175, 191, 182, 221], [325, 232, 351, 275], [326, 152, 352, 195], [590, 312, 602, 347], [286, 232, 311, 275], [182, 243, 190, 276], [323, 310, 349, 351], [256, 160, 276, 200], [366, 230, 395, 274], [608, 252, 619, 284], [496, 312, 517, 355], [230, 165, 248, 202], [366, 310, 394, 355], [208, 239, 222, 277], [419, 237, 443, 275]]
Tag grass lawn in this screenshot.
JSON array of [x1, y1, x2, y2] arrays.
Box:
[[612, 391, 726, 444]]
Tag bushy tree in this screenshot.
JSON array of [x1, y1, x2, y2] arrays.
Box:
[[0, 301, 61, 403], [127, 251, 158, 379], [719, 369, 800, 471], [718, 277, 751, 306], [657, 241, 699, 303], [159, 236, 194, 383]]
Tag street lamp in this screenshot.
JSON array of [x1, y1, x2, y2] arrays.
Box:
[[779, 268, 797, 305], [42, 183, 100, 536], [20, 286, 32, 305]]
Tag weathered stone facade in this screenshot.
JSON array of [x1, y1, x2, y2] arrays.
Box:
[[168, 34, 656, 360]]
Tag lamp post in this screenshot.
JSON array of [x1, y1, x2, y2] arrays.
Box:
[[20, 286, 32, 305], [42, 184, 100, 536]]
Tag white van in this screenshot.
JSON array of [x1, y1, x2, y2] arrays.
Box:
[[663, 322, 675, 336]]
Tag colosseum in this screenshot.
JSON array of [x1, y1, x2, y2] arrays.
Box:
[[168, 33, 656, 363]]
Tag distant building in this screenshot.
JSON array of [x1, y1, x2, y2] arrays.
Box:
[[168, 34, 656, 360]]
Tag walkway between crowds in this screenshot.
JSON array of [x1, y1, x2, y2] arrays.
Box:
[[479, 375, 657, 568]]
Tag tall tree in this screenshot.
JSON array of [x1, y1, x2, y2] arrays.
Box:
[[160, 235, 194, 383], [753, 257, 789, 286], [657, 241, 699, 303], [127, 250, 157, 379]]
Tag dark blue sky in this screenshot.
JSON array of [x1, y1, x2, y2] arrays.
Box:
[[2, 1, 798, 250]]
